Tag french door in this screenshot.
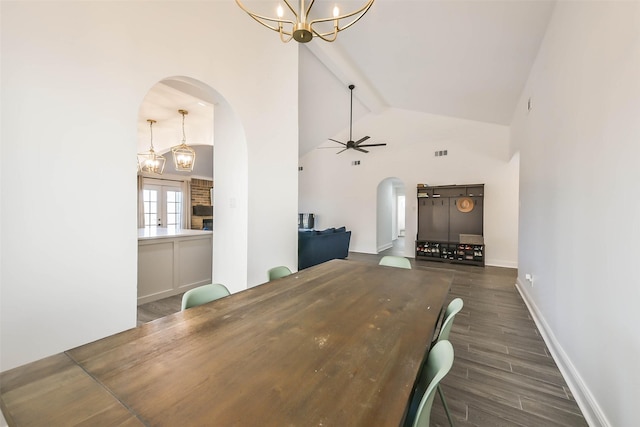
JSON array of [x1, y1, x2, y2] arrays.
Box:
[[142, 184, 183, 229]]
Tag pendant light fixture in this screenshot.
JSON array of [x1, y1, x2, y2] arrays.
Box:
[[172, 109, 196, 172], [235, 0, 375, 43], [137, 119, 166, 175]]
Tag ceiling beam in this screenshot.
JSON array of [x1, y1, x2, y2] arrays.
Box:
[[304, 43, 388, 115]]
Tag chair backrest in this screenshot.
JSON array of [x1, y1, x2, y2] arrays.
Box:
[[437, 298, 464, 343], [181, 283, 230, 310], [268, 265, 292, 281], [410, 340, 455, 427], [378, 255, 412, 269]]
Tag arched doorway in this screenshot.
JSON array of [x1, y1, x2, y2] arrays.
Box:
[[136, 76, 248, 308]]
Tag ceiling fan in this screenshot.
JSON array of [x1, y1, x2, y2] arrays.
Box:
[[328, 84, 386, 154]]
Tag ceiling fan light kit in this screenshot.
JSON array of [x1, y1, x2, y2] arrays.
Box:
[[328, 84, 387, 154], [235, 0, 375, 43]]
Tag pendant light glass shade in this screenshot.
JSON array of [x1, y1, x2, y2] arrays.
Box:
[[137, 119, 166, 175], [172, 109, 196, 172]]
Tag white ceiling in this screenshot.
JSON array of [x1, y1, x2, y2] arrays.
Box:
[[139, 1, 556, 158]]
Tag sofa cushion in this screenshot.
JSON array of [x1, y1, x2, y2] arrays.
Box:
[[334, 226, 346, 233], [317, 228, 335, 235]]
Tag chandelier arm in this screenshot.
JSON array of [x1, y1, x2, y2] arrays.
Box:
[[279, 26, 295, 43], [248, 14, 295, 35], [282, 0, 300, 20], [236, 0, 373, 43], [235, 0, 295, 32], [312, 27, 338, 43], [309, 0, 374, 31], [312, 0, 374, 23], [304, 0, 315, 19]]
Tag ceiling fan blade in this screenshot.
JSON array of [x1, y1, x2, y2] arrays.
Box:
[[329, 138, 347, 146], [358, 143, 387, 147], [336, 148, 348, 154], [354, 136, 370, 145], [354, 147, 369, 153]]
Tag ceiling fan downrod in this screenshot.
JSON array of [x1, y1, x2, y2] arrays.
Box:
[[326, 84, 387, 154], [349, 84, 355, 142]]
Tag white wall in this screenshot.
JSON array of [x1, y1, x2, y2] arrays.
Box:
[[511, 2, 640, 426], [1, 2, 298, 371], [299, 108, 519, 267]]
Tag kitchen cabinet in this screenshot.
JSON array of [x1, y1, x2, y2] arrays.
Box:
[[138, 228, 213, 304]]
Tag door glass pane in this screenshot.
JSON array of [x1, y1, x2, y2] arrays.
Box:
[[166, 190, 182, 229], [142, 185, 182, 229], [143, 189, 159, 228]]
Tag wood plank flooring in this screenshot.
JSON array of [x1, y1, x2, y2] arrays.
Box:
[[138, 240, 587, 426], [136, 293, 183, 326]]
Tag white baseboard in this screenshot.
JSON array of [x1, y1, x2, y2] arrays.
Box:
[[515, 279, 610, 427], [485, 258, 518, 268], [377, 242, 393, 252]]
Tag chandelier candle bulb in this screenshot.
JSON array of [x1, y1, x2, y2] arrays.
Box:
[[235, 0, 374, 43]]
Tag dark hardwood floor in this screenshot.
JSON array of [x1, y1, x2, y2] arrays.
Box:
[[137, 293, 183, 326], [137, 238, 587, 426]]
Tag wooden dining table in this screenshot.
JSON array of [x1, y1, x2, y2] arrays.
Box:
[[0, 259, 453, 426]]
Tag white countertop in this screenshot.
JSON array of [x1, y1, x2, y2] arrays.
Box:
[[138, 227, 213, 240]]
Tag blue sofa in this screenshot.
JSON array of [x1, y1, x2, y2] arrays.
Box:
[[298, 227, 351, 270]]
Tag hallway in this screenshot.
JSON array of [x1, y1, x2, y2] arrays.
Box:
[[380, 236, 406, 257]]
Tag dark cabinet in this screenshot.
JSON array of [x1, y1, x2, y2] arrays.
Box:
[[416, 184, 484, 266], [418, 198, 449, 241], [449, 196, 483, 239]]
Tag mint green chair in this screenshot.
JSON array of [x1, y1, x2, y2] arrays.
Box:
[[431, 297, 463, 426], [379, 255, 412, 269], [407, 340, 455, 427], [181, 283, 230, 310], [268, 265, 292, 281], [437, 298, 464, 343]]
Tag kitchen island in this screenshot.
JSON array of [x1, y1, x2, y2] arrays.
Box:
[[138, 228, 212, 304]]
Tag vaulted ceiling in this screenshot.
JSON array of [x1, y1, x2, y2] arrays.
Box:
[[298, 0, 555, 155], [138, 1, 556, 158]]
